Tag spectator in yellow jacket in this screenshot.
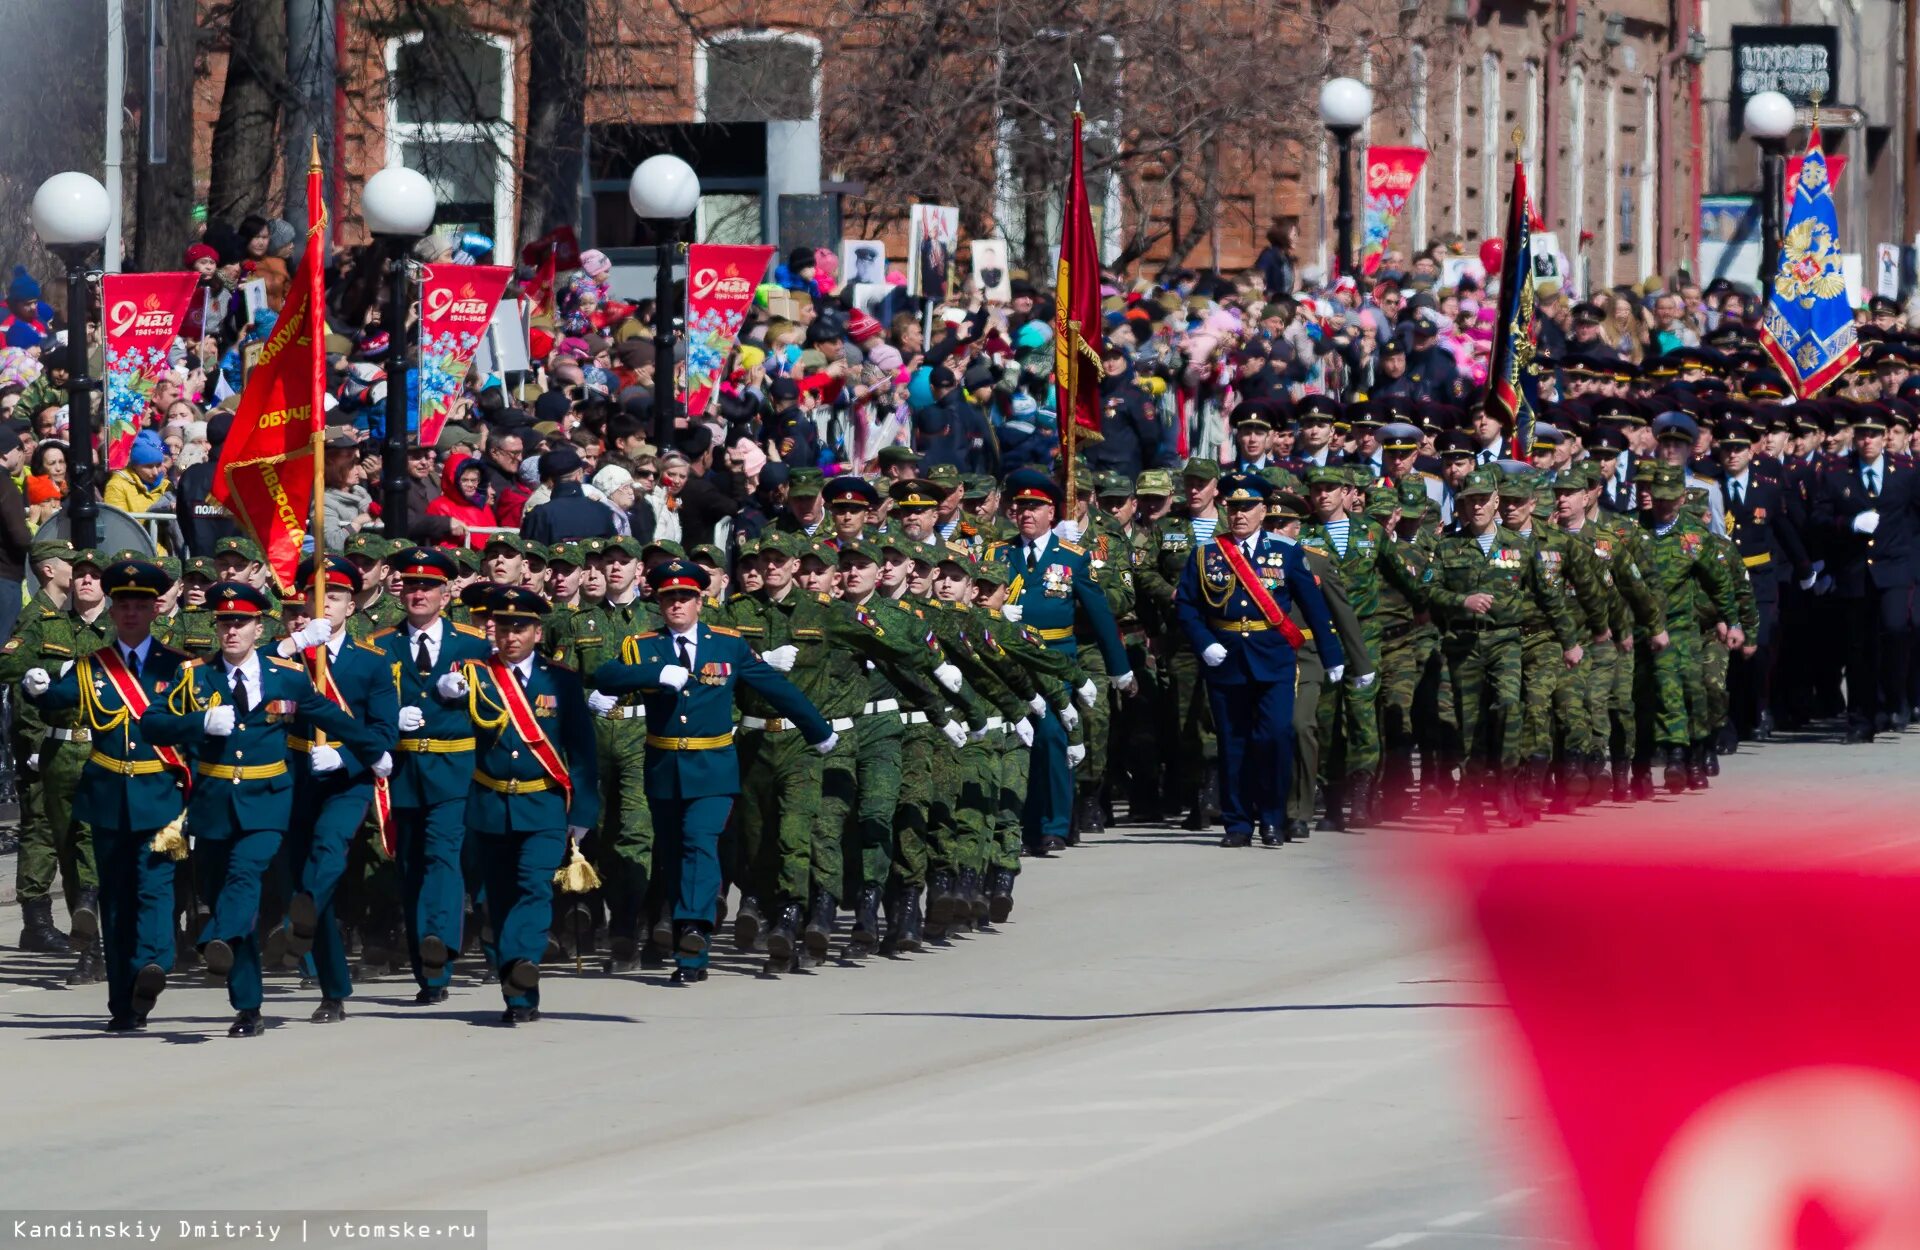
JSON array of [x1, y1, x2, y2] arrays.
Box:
[[103, 429, 172, 551]]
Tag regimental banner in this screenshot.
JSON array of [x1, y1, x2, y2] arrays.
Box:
[[415, 264, 511, 449], [1761, 129, 1859, 399], [683, 244, 774, 419], [1359, 147, 1428, 277], [101, 273, 197, 470], [1785, 151, 1846, 209]]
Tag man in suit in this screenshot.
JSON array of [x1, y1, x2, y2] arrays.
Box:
[[367, 546, 495, 1002], [592, 559, 833, 983], [23, 558, 189, 1032], [1811, 411, 1920, 740], [277, 555, 400, 1024], [142, 582, 389, 1037], [1174, 473, 1345, 846], [432, 585, 600, 1023], [1716, 419, 1811, 740]]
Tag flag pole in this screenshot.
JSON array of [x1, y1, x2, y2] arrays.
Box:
[[307, 135, 330, 699], [1061, 66, 1084, 509]]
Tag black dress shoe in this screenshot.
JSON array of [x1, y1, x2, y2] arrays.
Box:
[[419, 934, 450, 975], [228, 1009, 264, 1038], [498, 1005, 538, 1026], [413, 987, 448, 1005], [1218, 830, 1252, 848], [131, 963, 166, 1018], [203, 939, 235, 982], [1845, 726, 1876, 744], [310, 998, 346, 1024], [1258, 826, 1281, 846], [1287, 819, 1311, 842], [105, 1015, 140, 1033], [669, 965, 708, 985], [677, 925, 708, 956], [1042, 835, 1068, 854], [503, 959, 540, 994]]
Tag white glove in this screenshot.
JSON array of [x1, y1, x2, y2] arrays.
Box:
[[934, 662, 963, 693], [1067, 743, 1088, 767], [814, 730, 839, 755], [21, 667, 49, 696], [1853, 510, 1881, 535], [397, 705, 425, 732], [1798, 572, 1818, 591], [25, 753, 38, 771], [1001, 603, 1023, 623], [1201, 643, 1227, 667], [436, 669, 468, 699], [587, 690, 618, 715], [941, 719, 968, 748], [567, 825, 589, 845], [1112, 670, 1136, 695], [1076, 679, 1098, 707], [202, 706, 236, 736], [1814, 573, 1835, 596], [57, 660, 72, 677], [1061, 703, 1080, 731], [371, 751, 393, 778], [278, 618, 333, 656], [1051, 519, 1082, 543], [309, 744, 343, 773], [1014, 718, 1036, 747], [968, 725, 989, 742], [763, 644, 798, 672], [658, 664, 689, 690], [1028, 693, 1048, 716], [1354, 671, 1377, 689], [1326, 664, 1345, 684]]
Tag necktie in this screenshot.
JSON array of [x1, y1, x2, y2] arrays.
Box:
[[1024, 542, 1037, 569], [414, 632, 433, 674], [1867, 467, 1880, 498], [677, 636, 693, 672], [230, 668, 250, 717], [1730, 478, 1743, 507], [124, 647, 139, 678], [1243, 539, 1257, 564]]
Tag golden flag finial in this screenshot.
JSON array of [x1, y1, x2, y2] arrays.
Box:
[[309, 133, 322, 173]]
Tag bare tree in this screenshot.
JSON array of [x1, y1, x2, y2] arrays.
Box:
[[519, 0, 588, 244], [207, 0, 289, 225], [129, 0, 203, 270]]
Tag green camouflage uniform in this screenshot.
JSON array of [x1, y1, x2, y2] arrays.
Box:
[[1135, 509, 1215, 813], [1636, 471, 1740, 759], [1070, 508, 1134, 808], [1298, 499, 1394, 786]]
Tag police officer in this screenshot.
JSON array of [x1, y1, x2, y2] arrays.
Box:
[[1174, 473, 1344, 846]]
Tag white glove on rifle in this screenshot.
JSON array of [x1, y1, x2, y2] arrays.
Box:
[[586, 690, 618, 716], [397, 705, 425, 732], [202, 706, 236, 736], [1201, 643, 1227, 667], [762, 644, 798, 672], [436, 669, 468, 700]]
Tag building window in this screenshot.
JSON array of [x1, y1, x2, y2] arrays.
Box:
[[1410, 44, 1429, 253], [1524, 58, 1541, 193], [1453, 61, 1464, 237], [1482, 53, 1501, 239], [1602, 84, 1618, 290], [1568, 64, 1585, 290], [993, 33, 1122, 266], [1640, 79, 1657, 280], [383, 31, 515, 257], [694, 31, 824, 246]]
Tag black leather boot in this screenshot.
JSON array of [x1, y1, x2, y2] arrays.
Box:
[[898, 889, 926, 953], [1631, 760, 1656, 801], [1453, 775, 1488, 835], [987, 868, 1015, 922], [802, 888, 836, 958], [879, 885, 904, 954], [1662, 747, 1688, 793], [69, 887, 100, 944], [1518, 756, 1549, 812], [956, 868, 985, 923], [1494, 774, 1529, 828], [18, 897, 68, 954], [926, 869, 959, 927], [732, 894, 766, 954], [66, 935, 104, 986], [1611, 756, 1633, 803], [1316, 781, 1346, 832], [847, 886, 882, 956], [1687, 741, 1710, 790], [765, 900, 803, 965], [1702, 736, 1722, 778], [1346, 771, 1378, 828]]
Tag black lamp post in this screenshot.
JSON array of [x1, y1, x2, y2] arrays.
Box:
[[1744, 90, 1796, 313], [360, 165, 437, 542], [31, 173, 112, 552], [1319, 77, 1373, 280], [628, 155, 702, 430]]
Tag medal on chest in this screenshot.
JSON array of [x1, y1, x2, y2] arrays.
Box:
[[1042, 562, 1072, 597], [698, 661, 731, 686]]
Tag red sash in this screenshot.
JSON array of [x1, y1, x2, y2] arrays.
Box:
[[486, 657, 573, 807], [90, 648, 192, 795], [1215, 540, 1308, 649], [308, 647, 398, 857]]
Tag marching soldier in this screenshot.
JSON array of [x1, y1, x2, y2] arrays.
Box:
[[344, 533, 407, 640]]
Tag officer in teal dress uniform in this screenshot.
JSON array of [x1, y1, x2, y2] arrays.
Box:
[[592, 559, 834, 984], [366, 546, 494, 1002], [25, 559, 189, 1032], [987, 469, 1135, 855], [279, 555, 400, 1024], [142, 581, 390, 1038], [432, 584, 599, 1025], [1174, 473, 1345, 845]]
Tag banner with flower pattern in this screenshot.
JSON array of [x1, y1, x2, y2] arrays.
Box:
[[685, 244, 775, 419], [416, 264, 512, 449], [1359, 147, 1427, 278], [102, 272, 196, 470]]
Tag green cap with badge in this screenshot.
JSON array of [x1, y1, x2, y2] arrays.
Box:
[[1181, 456, 1220, 482], [759, 532, 807, 560], [961, 474, 993, 502], [1456, 466, 1501, 498], [1304, 466, 1347, 489], [690, 543, 726, 566], [1135, 469, 1173, 497], [28, 537, 74, 564], [928, 463, 963, 486], [1364, 486, 1401, 522], [213, 536, 264, 564], [1497, 467, 1539, 500], [547, 541, 585, 568], [344, 532, 394, 560], [970, 561, 1009, 587], [481, 531, 527, 555], [789, 468, 826, 498], [183, 555, 217, 581], [1095, 471, 1133, 499], [603, 536, 643, 559], [641, 538, 685, 561], [838, 535, 883, 563]]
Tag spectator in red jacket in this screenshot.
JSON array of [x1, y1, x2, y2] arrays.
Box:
[[426, 455, 493, 549]]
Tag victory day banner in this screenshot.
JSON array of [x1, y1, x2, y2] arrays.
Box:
[[415, 263, 512, 449], [1360, 147, 1428, 277], [683, 244, 774, 419], [102, 272, 197, 470]]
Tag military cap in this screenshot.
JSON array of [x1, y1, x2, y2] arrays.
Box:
[[213, 536, 264, 564], [183, 555, 217, 581], [486, 585, 552, 622], [453, 546, 482, 572], [1646, 462, 1687, 501], [890, 476, 946, 510], [208, 580, 272, 616], [1219, 472, 1272, 505], [480, 531, 527, 555], [1396, 479, 1433, 515], [1134, 469, 1173, 498], [970, 561, 1010, 587], [1717, 419, 1758, 447], [1435, 429, 1478, 458], [1231, 403, 1273, 433], [1364, 486, 1401, 521], [1377, 338, 1405, 361], [797, 538, 837, 566], [1550, 462, 1594, 491], [605, 536, 645, 559], [837, 535, 883, 563], [645, 558, 711, 595], [687, 544, 725, 568], [1269, 490, 1310, 521], [1455, 466, 1501, 498], [156, 556, 181, 581], [547, 541, 585, 569], [1180, 456, 1221, 481], [1095, 471, 1134, 499], [788, 468, 826, 498], [390, 545, 457, 582], [1870, 294, 1901, 317], [1670, 345, 1729, 375], [961, 475, 993, 501], [65, 548, 108, 573], [1853, 408, 1889, 433], [1530, 423, 1566, 451], [1295, 394, 1343, 423], [1002, 468, 1062, 509], [1303, 466, 1348, 489], [523, 541, 552, 566], [1258, 464, 1303, 496], [1497, 467, 1540, 500], [1345, 401, 1385, 430], [824, 475, 882, 508], [636, 541, 681, 565], [578, 538, 610, 560], [908, 539, 944, 566], [28, 537, 74, 565], [927, 463, 964, 487], [875, 529, 916, 557], [1377, 421, 1423, 453], [1651, 411, 1701, 443], [343, 532, 394, 561], [1572, 300, 1607, 326], [876, 445, 922, 469], [294, 553, 363, 595], [103, 558, 171, 600], [932, 542, 977, 572], [755, 531, 805, 560]]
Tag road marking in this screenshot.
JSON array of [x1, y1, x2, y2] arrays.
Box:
[[1368, 1234, 1429, 1248], [1489, 1187, 1536, 1208], [1432, 1210, 1484, 1227], [685, 1170, 1031, 1196]]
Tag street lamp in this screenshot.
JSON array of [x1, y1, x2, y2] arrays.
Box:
[[31, 172, 112, 552], [628, 154, 701, 430], [1319, 77, 1373, 281], [1744, 90, 1795, 313], [361, 164, 436, 543]]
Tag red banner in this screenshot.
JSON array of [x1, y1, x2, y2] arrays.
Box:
[[684, 244, 775, 419], [1359, 147, 1428, 277], [102, 272, 197, 470], [416, 264, 511, 449], [1055, 111, 1104, 448], [1785, 152, 1846, 208], [213, 150, 326, 593]]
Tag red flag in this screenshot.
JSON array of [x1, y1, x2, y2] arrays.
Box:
[[212, 149, 327, 593], [1053, 112, 1103, 447]]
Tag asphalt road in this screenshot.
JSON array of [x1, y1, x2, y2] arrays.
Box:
[[1, 726, 1911, 1250]]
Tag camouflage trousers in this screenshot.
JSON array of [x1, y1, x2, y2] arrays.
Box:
[[1074, 646, 1112, 791], [1609, 629, 1638, 759], [889, 723, 941, 891], [1568, 638, 1617, 758], [1513, 630, 1569, 761], [1637, 626, 1706, 751], [847, 711, 907, 896], [1376, 624, 1451, 750], [1443, 626, 1524, 771], [590, 716, 653, 938], [22, 736, 98, 905], [993, 731, 1026, 875], [736, 728, 825, 906], [1701, 635, 1731, 740], [1163, 643, 1217, 794], [1317, 620, 1383, 779], [1289, 646, 1327, 824]]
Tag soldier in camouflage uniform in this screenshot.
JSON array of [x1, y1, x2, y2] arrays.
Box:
[[1686, 486, 1760, 782], [344, 533, 407, 640], [1, 543, 112, 978], [167, 557, 220, 657], [871, 532, 943, 951], [1120, 469, 1174, 820], [1135, 457, 1223, 828], [1067, 467, 1135, 836], [1591, 463, 1668, 799]]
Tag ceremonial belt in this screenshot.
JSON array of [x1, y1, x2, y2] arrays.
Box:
[[87, 649, 191, 794], [88, 751, 165, 776], [1030, 625, 1073, 641], [309, 646, 396, 856], [1215, 541, 1309, 649], [201, 761, 289, 781], [862, 699, 899, 715], [397, 736, 477, 753], [1210, 619, 1269, 633], [599, 705, 646, 720], [646, 731, 734, 750], [484, 657, 573, 809], [1743, 552, 1773, 568], [48, 727, 91, 742], [899, 711, 929, 725], [740, 717, 851, 734], [473, 772, 549, 795]]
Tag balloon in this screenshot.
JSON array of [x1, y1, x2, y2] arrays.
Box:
[[1479, 238, 1504, 275]]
